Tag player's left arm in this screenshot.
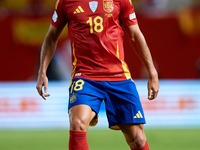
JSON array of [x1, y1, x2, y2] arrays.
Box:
[[125, 24, 160, 100]]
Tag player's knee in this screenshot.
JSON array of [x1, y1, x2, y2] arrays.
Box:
[[133, 134, 146, 148], [127, 132, 146, 149], [70, 117, 87, 131]]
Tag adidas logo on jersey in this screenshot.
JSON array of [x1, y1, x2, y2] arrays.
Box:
[[134, 111, 143, 118], [74, 6, 84, 14]]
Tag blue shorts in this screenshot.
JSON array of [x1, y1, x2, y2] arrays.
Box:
[[68, 78, 146, 130]]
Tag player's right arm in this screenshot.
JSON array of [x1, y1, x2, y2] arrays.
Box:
[[36, 25, 64, 100]]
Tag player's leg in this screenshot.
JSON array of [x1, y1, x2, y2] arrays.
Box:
[[104, 79, 149, 149], [119, 123, 150, 150], [68, 104, 96, 150], [68, 78, 104, 150]]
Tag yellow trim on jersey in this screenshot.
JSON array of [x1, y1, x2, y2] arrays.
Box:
[[116, 41, 131, 79], [55, 0, 60, 9], [116, 42, 119, 58], [121, 61, 131, 79], [71, 43, 77, 77]]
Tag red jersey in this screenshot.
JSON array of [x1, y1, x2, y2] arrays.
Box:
[[51, 0, 137, 81]]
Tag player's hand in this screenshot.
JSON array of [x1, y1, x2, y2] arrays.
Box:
[[147, 76, 159, 100], [36, 73, 50, 100]]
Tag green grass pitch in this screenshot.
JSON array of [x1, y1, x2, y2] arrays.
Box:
[[0, 129, 199, 150]]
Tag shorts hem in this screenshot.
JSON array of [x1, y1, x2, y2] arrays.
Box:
[[109, 121, 146, 130]]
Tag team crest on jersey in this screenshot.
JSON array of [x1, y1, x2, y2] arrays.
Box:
[[103, 0, 114, 13], [89, 1, 98, 13], [52, 10, 58, 23]]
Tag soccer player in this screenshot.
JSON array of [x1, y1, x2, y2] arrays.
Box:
[[36, 0, 160, 149]]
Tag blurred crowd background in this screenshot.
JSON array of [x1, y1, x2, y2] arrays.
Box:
[[0, 0, 200, 81]]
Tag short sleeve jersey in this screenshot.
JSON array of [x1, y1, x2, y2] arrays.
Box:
[[51, 0, 138, 81]]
